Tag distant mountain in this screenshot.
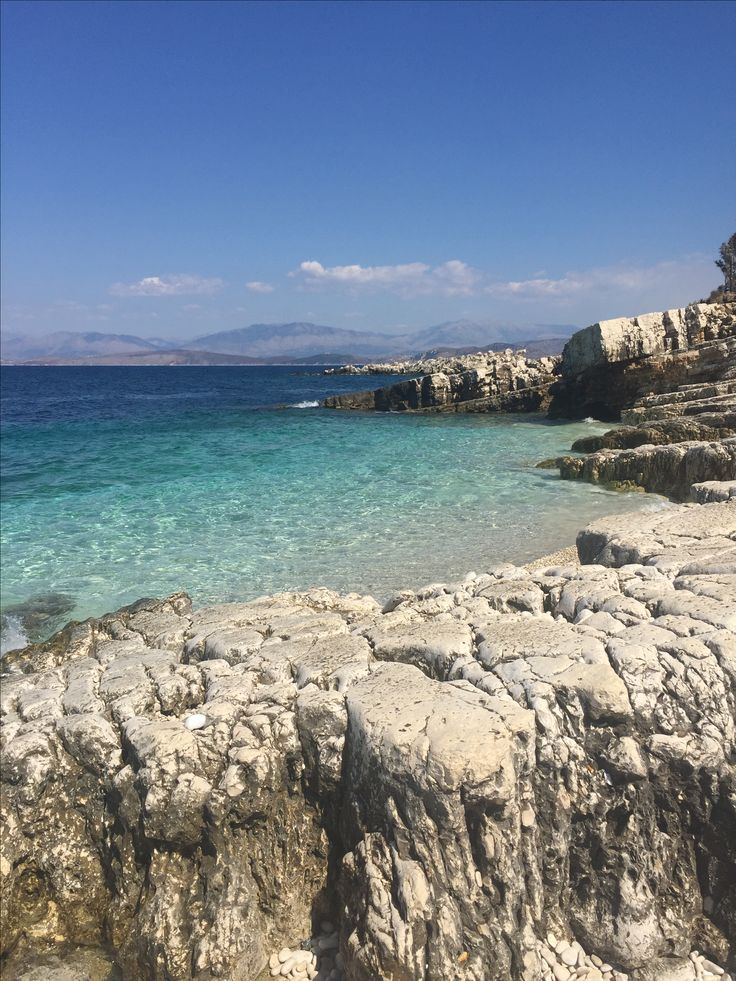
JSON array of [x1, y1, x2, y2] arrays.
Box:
[[406, 319, 576, 352], [189, 322, 407, 359], [2, 320, 578, 365], [0, 331, 174, 362], [13, 349, 277, 367], [191, 320, 577, 360]]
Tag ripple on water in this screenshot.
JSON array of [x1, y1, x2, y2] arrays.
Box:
[[1, 368, 663, 647]]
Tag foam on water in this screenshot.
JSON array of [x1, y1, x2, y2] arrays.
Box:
[[1, 366, 663, 643], [290, 400, 320, 408], [0, 615, 29, 656]]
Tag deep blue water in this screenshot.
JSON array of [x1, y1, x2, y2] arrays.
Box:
[[1, 365, 659, 651]]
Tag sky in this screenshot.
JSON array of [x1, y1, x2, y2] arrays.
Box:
[[2, 0, 735, 341]]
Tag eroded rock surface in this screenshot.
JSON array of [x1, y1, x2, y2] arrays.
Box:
[[558, 437, 736, 500], [2, 504, 735, 980], [321, 304, 736, 422], [322, 348, 559, 413]]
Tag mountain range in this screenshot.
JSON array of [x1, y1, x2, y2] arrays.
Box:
[[1, 320, 577, 365]]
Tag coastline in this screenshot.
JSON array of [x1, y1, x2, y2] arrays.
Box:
[[2, 302, 735, 981], [3, 495, 735, 981]]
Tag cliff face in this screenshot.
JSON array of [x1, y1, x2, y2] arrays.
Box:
[[549, 304, 736, 420], [323, 304, 736, 422], [323, 350, 559, 413], [548, 373, 736, 498], [561, 304, 735, 376], [2, 501, 736, 981]]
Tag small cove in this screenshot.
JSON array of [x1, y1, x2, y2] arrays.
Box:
[[0, 365, 665, 649]]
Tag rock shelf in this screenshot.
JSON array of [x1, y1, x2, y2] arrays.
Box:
[[2, 500, 735, 979], [321, 304, 735, 420]]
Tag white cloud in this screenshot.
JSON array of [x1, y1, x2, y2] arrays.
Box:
[[292, 259, 480, 297], [110, 274, 223, 297], [289, 255, 713, 307], [245, 280, 275, 293], [484, 258, 712, 302]]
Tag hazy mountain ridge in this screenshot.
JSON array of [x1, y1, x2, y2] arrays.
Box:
[[0, 331, 175, 361], [2, 320, 577, 364]]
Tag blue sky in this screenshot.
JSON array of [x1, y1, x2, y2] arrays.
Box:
[[2, 0, 734, 340]]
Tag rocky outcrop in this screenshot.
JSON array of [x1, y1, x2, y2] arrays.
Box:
[[2, 503, 735, 980], [322, 305, 736, 421], [323, 349, 559, 413], [548, 307, 735, 421], [560, 304, 735, 376], [546, 377, 736, 499], [324, 351, 541, 378], [557, 437, 736, 501], [691, 479, 736, 503], [570, 415, 736, 454]]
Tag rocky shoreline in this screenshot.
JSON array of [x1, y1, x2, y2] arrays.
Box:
[[322, 304, 734, 421], [2, 494, 735, 980], [2, 302, 736, 980]]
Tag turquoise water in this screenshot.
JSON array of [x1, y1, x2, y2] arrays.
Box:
[[1, 366, 660, 649]]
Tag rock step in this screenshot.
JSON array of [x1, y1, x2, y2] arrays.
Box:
[[632, 381, 735, 408], [622, 394, 736, 424]]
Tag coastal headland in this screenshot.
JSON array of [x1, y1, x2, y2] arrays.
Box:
[[2, 303, 736, 981]]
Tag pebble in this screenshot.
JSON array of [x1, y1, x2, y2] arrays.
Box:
[[183, 713, 207, 730], [703, 960, 724, 976], [272, 934, 730, 981], [521, 807, 536, 828], [474, 870, 483, 887], [541, 947, 557, 967]]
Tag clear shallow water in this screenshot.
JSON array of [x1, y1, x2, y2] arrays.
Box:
[[1, 366, 661, 650]]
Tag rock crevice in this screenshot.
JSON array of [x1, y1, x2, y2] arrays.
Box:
[[2, 504, 735, 980]]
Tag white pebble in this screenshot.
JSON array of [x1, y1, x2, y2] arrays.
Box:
[[184, 713, 207, 730], [703, 961, 724, 977], [562, 948, 578, 966], [279, 948, 291, 963], [270, 953, 280, 970], [591, 956, 603, 968], [474, 870, 483, 887], [547, 933, 559, 948], [541, 947, 557, 967]]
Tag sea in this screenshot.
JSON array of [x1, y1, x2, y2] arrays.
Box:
[[0, 365, 665, 653]]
